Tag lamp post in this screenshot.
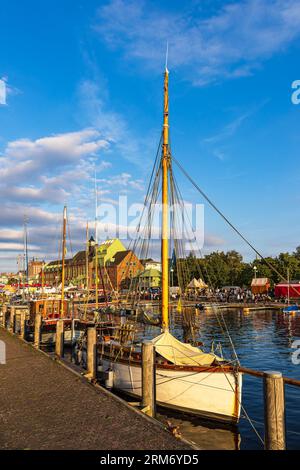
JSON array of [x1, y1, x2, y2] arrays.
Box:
[[253, 266, 258, 279], [170, 267, 174, 288]]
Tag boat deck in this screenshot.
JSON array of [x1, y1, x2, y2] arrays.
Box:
[[0, 328, 189, 450]]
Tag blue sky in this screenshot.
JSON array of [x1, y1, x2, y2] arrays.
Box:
[[1, 0, 300, 271]]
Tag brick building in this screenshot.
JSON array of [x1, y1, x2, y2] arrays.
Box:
[[42, 238, 142, 292], [28, 258, 44, 279], [103, 250, 144, 292]]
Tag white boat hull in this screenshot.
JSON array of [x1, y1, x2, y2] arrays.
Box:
[[101, 357, 242, 424]]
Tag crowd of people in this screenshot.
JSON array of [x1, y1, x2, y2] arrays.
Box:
[[186, 286, 291, 304]]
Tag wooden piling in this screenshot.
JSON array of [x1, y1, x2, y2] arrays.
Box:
[[1, 304, 7, 328], [55, 319, 64, 358], [142, 340, 156, 418], [19, 311, 26, 340], [34, 313, 42, 349], [264, 371, 286, 450], [9, 306, 16, 333], [86, 327, 97, 379]]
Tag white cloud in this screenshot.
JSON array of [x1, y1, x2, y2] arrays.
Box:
[[0, 128, 113, 217], [0, 242, 40, 251], [99, 172, 144, 191], [95, 0, 300, 85], [0, 129, 109, 184]]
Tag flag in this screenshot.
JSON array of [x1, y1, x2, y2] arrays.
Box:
[[177, 297, 182, 313]]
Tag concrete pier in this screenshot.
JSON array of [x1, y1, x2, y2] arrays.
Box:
[[0, 328, 188, 450]]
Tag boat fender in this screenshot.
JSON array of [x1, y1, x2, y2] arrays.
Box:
[[77, 349, 83, 365], [105, 369, 114, 390]]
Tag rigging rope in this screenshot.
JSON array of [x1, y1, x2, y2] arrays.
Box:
[[172, 155, 297, 292]]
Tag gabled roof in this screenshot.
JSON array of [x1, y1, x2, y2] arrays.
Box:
[[108, 250, 139, 266], [45, 260, 61, 267], [251, 278, 270, 287], [72, 251, 86, 262]]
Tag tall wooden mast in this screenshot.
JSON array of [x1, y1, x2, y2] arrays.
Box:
[[161, 66, 170, 331], [95, 172, 99, 310], [85, 221, 89, 292], [60, 205, 67, 317]]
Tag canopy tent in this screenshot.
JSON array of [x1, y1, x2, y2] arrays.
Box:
[[198, 278, 208, 289], [251, 278, 270, 294], [152, 331, 222, 366], [275, 283, 300, 298], [187, 278, 201, 288]]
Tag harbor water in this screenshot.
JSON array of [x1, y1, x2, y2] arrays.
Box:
[[139, 308, 300, 450]]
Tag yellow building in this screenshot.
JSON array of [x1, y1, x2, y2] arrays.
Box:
[[135, 268, 161, 291], [96, 239, 126, 267]]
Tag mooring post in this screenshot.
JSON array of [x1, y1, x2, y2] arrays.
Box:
[[55, 319, 64, 358], [1, 304, 7, 328], [34, 313, 42, 349], [86, 326, 97, 379], [19, 310, 27, 340], [264, 370, 286, 450], [9, 306, 16, 333], [142, 340, 156, 418]]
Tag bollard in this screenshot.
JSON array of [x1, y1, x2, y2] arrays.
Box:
[[55, 319, 64, 358], [86, 327, 97, 379], [34, 313, 42, 349], [9, 306, 16, 333], [142, 340, 156, 418], [264, 371, 286, 450], [19, 311, 27, 340]]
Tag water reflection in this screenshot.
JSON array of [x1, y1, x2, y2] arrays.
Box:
[[140, 307, 300, 450], [157, 409, 241, 450]]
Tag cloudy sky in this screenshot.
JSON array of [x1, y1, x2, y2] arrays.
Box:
[[1, 0, 300, 271]]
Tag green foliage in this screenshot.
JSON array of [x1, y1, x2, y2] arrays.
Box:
[[173, 247, 300, 288]]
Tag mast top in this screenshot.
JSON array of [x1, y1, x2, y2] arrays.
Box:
[[165, 41, 169, 74]]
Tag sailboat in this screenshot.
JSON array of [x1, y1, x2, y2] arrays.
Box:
[[98, 66, 242, 424]]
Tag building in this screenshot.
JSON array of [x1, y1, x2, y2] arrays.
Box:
[[134, 268, 161, 291], [28, 258, 44, 279], [66, 251, 86, 286], [104, 250, 144, 292], [251, 278, 270, 294], [42, 238, 138, 290], [274, 282, 300, 298], [43, 260, 63, 286], [141, 258, 161, 272], [97, 239, 126, 267]]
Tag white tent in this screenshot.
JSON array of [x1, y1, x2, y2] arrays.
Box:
[[187, 278, 208, 290], [187, 278, 201, 289], [198, 278, 208, 288]]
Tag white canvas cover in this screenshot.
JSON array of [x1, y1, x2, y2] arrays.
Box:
[[152, 331, 221, 366]]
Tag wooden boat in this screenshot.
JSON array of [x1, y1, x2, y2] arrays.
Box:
[[99, 332, 241, 424], [97, 64, 242, 424]]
